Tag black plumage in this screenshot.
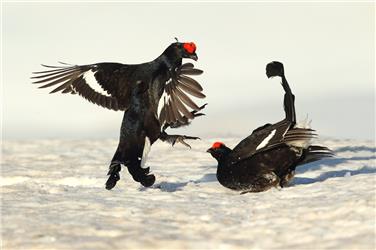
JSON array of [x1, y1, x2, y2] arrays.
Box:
[[207, 61, 333, 193], [32, 42, 206, 189]]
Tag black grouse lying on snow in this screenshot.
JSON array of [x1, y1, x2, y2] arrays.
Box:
[[32, 41, 206, 189], [207, 61, 333, 193]]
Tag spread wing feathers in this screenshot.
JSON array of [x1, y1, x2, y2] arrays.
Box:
[[230, 119, 317, 162], [32, 62, 131, 111], [158, 63, 205, 125]]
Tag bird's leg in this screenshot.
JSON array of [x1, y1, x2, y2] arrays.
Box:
[[159, 104, 205, 148], [126, 161, 155, 187], [279, 169, 296, 188], [159, 131, 200, 149], [158, 103, 206, 148], [105, 149, 125, 190], [105, 161, 122, 190]]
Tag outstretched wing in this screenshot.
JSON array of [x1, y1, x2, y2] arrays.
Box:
[[229, 119, 317, 163], [31, 62, 134, 111], [157, 63, 206, 125]]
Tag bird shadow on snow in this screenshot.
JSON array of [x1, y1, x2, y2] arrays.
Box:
[[147, 172, 218, 192], [293, 145, 376, 186]]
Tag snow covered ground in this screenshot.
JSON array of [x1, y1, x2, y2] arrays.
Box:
[[1, 138, 375, 249]]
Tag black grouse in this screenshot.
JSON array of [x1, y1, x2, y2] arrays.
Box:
[[207, 61, 333, 193], [32, 41, 206, 189]]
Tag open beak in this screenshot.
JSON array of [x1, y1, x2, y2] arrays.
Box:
[[189, 53, 198, 61]]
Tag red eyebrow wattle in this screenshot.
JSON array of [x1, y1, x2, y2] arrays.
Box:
[[212, 142, 224, 149], [183, 42, 196, 54]]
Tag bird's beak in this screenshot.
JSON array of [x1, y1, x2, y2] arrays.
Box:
[[189, 53, 198, 61], [206, 148, 213, 153]]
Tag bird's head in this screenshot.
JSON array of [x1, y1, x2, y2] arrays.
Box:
[[166, 41, 198, 61], [266, 61, 285, 78], [206, 142, 231, 161]]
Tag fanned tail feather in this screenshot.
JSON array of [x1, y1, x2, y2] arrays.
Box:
[[283, 127, 316, 148], [298, 145, 334, 165]]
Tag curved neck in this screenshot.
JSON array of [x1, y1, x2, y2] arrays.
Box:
[[281, 75, 296, 124]]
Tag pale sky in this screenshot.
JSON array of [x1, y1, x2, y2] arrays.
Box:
[[2, 2, 375, 140]]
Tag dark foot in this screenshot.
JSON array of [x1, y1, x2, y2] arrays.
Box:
[[105, 172, 120, 190], [105, 163, 121, 190], [279, 170, 295, 188], [140, 174, 156, 187], [127, 164, 155, 187]]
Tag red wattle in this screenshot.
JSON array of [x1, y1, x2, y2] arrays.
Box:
[[183, 42, 196, 54], [212, 142, 224, 149]]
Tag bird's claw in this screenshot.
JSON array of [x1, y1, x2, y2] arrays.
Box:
[[172, 135, 200, 149]]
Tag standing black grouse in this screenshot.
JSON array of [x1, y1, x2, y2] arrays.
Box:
[[32, 41, 206, 189], [207, 61, 333, 193]]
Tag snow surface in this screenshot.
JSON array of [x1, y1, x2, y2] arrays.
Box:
[[1, 138, 375, 250]]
